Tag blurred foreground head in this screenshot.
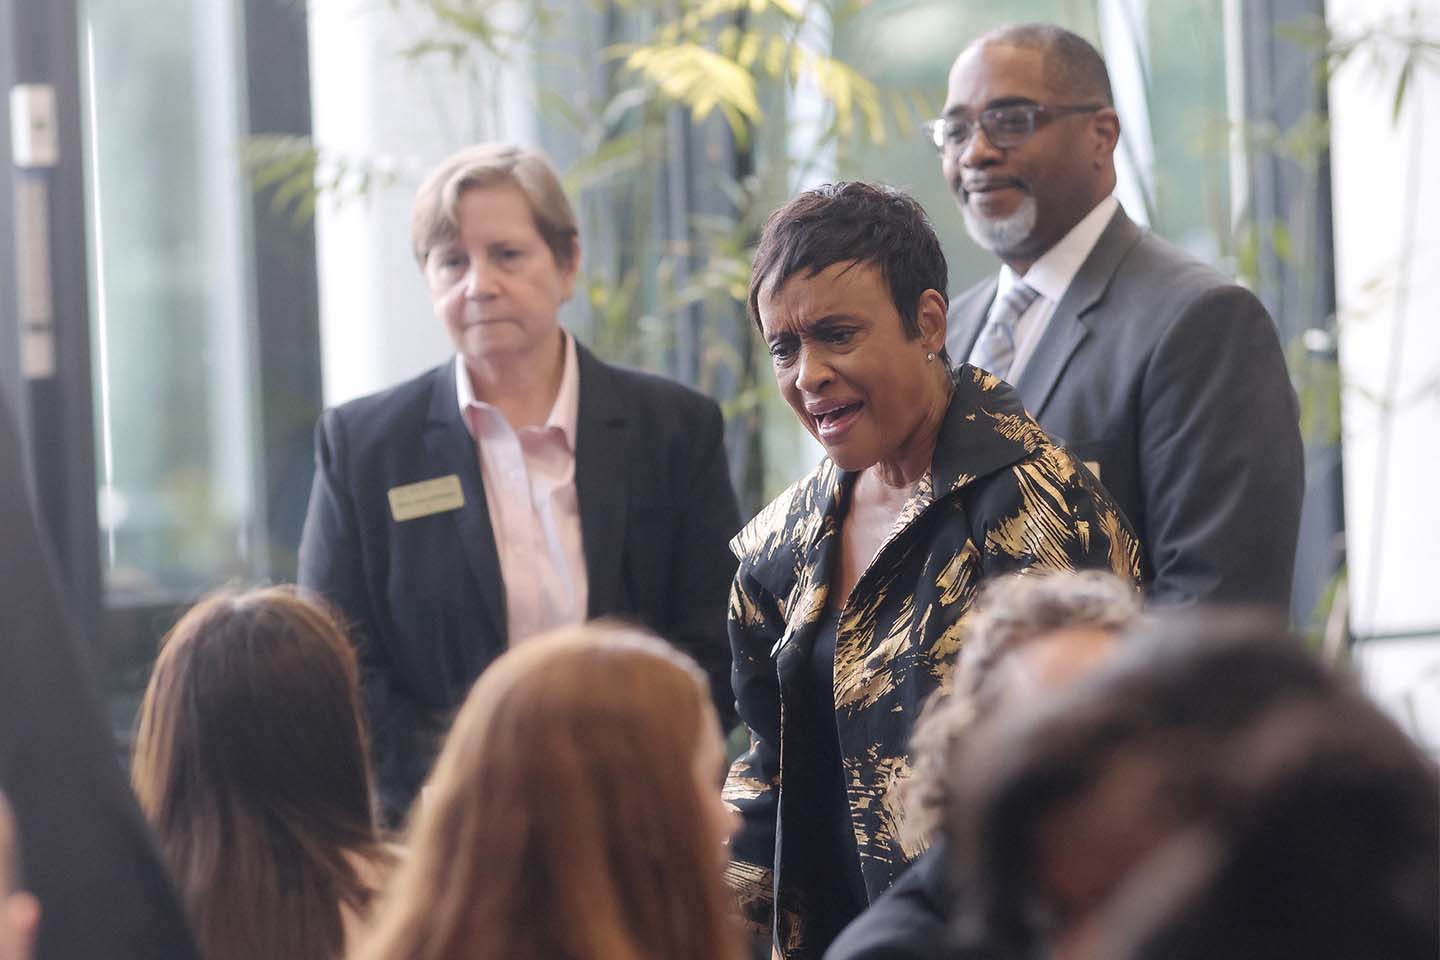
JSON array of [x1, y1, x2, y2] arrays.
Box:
[[132, 586, 385, 960], [1104, 693, 1439, 960], [905, 570, 1142, 842], [946, 610, 1437, 960], [355, 622, 741, 960]]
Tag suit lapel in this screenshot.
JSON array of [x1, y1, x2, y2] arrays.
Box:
[[1015, 208, 1144, 418], [573, 344, 629, 617], [945, 276, 996, 363], [424, 363, 507, 651]]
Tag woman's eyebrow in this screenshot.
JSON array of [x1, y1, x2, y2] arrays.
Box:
[[764, 313, 860, 344]]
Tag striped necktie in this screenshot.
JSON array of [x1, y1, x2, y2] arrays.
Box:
[[969, 280, 1040, 381]]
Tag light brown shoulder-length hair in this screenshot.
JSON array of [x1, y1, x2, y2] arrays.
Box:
[[354, 622, 742, 960], [131, 585, 390, 960]]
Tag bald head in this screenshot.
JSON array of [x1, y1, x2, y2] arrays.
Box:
[[959, 23, 1113, 107]]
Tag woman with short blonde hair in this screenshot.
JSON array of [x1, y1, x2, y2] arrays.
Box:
[[354, 623, 741, 960], [299, 142, 740, 824]]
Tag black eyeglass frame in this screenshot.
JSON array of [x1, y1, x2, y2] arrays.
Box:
[[922, 102, 1105, 153]]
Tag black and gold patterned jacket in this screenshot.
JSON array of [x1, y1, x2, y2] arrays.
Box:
[[722, 366, 1142, 958]]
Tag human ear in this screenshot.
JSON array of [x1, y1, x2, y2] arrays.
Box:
[[1092, 108, 1121, 166], [559, 236, 582, 300], [916, 288, 949, 354]]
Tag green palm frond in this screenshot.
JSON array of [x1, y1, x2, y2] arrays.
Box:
[[243, 135, 404, 227], [614, 42, 764, 140], [613, 30, 891, 145]]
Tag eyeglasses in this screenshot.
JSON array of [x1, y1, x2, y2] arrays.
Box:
[[923, 103, 1104, 153]]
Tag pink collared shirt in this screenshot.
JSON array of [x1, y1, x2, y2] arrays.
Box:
[[456, 332, 587, 644]]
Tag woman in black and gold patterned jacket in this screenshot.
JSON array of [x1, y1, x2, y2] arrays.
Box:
[[724, 182, 1142, 959]]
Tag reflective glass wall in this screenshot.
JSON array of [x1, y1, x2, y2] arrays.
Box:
[[80, 0, 262, 603]]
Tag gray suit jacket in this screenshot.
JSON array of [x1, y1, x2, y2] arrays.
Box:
[[946, 206, 1304, 607]]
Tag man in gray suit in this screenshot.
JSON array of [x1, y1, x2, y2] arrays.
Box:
[[934, 23, 1304, 608]]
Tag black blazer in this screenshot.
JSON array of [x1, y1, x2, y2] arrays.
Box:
[[824, 843, 958, 960], [0, 396, 200, 960], [299, 342, 742, 818], [947, 206, 1305, 608]]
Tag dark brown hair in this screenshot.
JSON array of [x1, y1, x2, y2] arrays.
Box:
[[131, 586, 388, 960], [354, 622, 742, 960], [748, 181, 948, 343]]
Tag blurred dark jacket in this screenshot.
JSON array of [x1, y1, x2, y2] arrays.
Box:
[[0, 393, 199, 960]]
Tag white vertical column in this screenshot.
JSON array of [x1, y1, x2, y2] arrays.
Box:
[[786, 2, 838, 194], [198, 0, 259, 553], [1098, 0, 1154, 227], [1328, 0, 1440, 752], [307, 1, 537, 406], [1220, 0, 1249, 234]]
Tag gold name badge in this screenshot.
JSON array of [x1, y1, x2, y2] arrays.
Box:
[[388, 475, 465, 522]]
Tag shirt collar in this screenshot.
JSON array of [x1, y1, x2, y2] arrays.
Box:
[[454, 329, 582, 450], [997, 193, 1119, 303]]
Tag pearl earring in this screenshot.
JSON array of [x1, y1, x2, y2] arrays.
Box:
[[926, 352, 936, 362]]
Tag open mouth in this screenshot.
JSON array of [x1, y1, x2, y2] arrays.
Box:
[[810, 400, 864, 441]]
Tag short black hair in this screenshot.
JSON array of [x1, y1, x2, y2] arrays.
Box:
[[747, 181, 948, 340], [978, 22, 1114, 106]]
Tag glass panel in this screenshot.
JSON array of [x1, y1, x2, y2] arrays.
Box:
[[80, 0, 261, 603]]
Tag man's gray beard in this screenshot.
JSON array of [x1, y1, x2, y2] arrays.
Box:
[[960, 193, 1038, 257]]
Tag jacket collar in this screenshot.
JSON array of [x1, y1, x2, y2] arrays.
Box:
[[732, 365, 1043, 604], [1014, 206, 1142, 417], [423, 361, 507, 653]]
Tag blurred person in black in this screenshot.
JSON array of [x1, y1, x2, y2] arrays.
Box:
[[1076, 695, 1439, 960], [944, 613, 1432, 960], [0, 393, 199, 960]]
